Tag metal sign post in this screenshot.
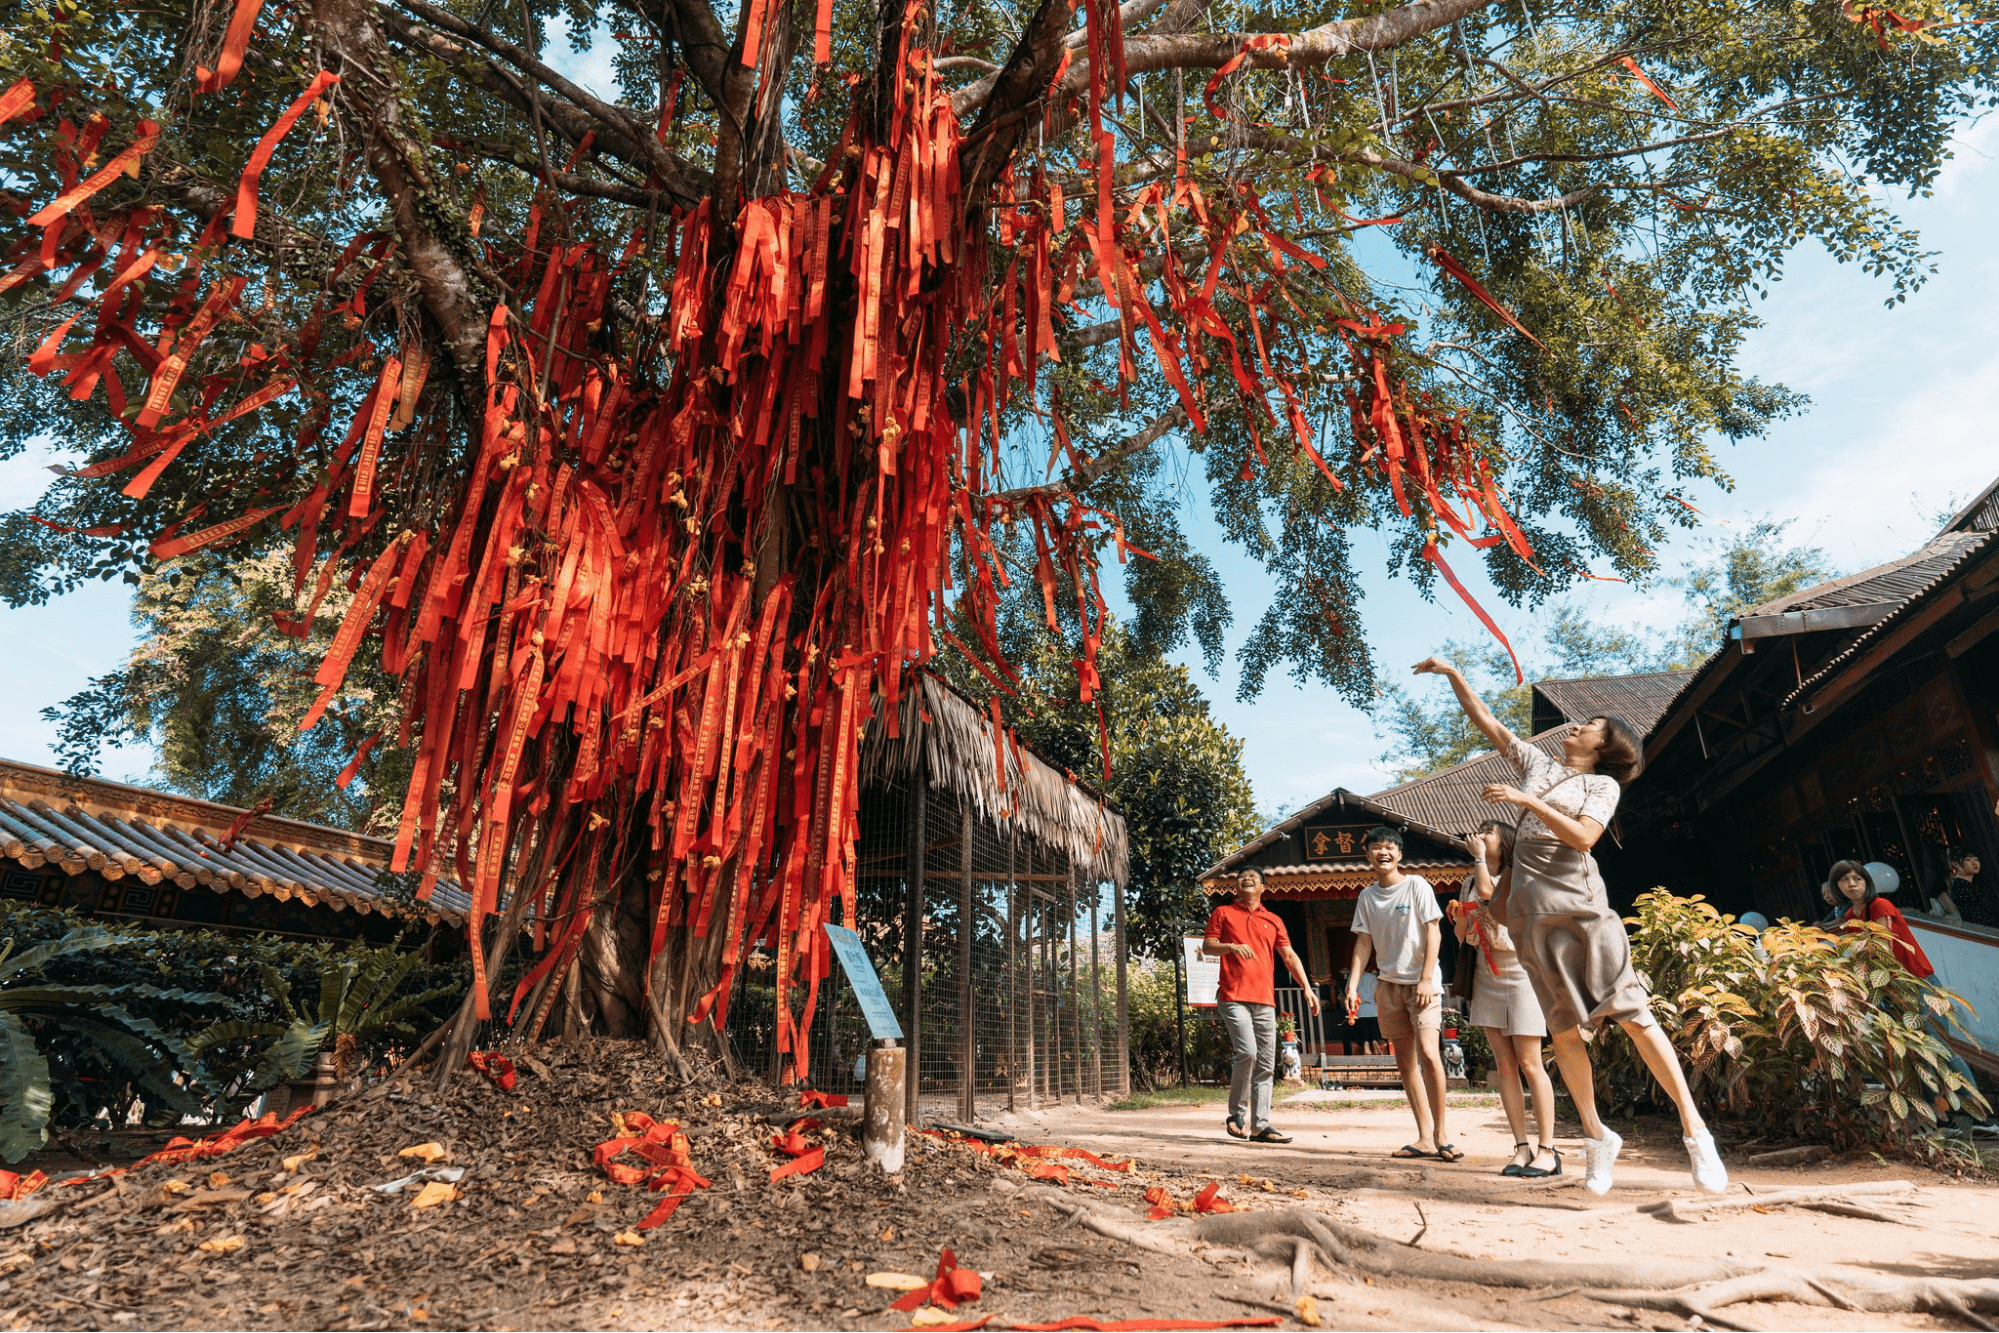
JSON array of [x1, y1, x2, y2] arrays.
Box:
[[823, 924, 905, 1172]]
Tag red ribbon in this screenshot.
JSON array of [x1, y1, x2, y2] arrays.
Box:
[[466, 1051, 517, 1090], [891, 1247, 984, 1313]]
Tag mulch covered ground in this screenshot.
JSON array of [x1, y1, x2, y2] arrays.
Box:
[[0, 1041, 1315, 1332]]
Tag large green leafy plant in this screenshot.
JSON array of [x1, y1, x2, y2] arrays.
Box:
[[0, 926, 229, 1161], [0, 905, 467, 1161], [1596, 891, 1989, 1148]]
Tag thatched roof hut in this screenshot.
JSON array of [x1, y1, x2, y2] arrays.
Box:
[[859, 675, 1128, 886]]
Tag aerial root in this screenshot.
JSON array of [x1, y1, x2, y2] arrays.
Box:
[[1037, 1190, 1999, 1328]]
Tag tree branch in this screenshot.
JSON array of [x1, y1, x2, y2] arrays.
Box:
[[990, 406, 1187, 505], [315, 0, 490, 390], [381, 8, 712, 203]]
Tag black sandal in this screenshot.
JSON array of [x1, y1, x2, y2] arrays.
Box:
[[1499, 1142, 1533, 1177], [1517, 1144, 1563, 1178], [1250, 1127, 1293, 1144], [1435, 1143, 1465, 1163], [1225, 1114, 1247, 1140]]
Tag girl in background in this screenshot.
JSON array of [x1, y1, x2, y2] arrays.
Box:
[[1452, 819, 1559, 1177]]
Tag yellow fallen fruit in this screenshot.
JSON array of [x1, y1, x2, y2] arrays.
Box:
[[1296, 1294, 1321, 1327], [162, 1179, 191, 1195], [865, 1273, 929, 1292], [613, 1231, 645, 1247], [198, 1235, 244, 1254], [587, 1190, 603, 1204], [399, 1142, 448, 1163], [909, 1307, 955, 1328], [410, 1181, 458, 1209]]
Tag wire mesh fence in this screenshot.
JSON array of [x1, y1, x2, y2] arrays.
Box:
[[726, 767, 1129, 1117]]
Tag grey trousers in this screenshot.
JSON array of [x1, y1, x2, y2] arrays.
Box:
[[1219, 1000, 1277, 1132]]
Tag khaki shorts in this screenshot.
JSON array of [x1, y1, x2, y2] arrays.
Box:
[[1374, 980, 1443, 1042]]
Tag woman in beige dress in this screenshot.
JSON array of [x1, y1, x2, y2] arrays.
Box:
[[1451, 819, 1559, 1177], [1415, 656, 1726, 1197]]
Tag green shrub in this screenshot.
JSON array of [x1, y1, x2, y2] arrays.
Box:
[[0, 902, 467, 1158], [1596, 890, 1989, 1148]]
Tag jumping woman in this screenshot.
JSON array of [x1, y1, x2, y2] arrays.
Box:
[[1451, 819, 1560, 1177], [1413, 657, 1726, 1196]]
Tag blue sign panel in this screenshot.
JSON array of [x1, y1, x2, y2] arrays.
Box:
[[822, 924, 903, 1041]]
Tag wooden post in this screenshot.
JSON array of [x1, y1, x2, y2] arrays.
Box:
[[959, 803, 975, 1123], [1115, 875, 1130, 1096], [1006, 833, 1018, 1113], [1089, 873, 1103, 1099], [862, 1040, 907, 1174], [903, 779, 926, 1118], [1025, 874, 1038, 1111], [1069, 865, 1081, 1104]]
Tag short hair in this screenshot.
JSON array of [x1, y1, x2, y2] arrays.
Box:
[[1362, 825, 1404, 851], [1590, 716, 1644, 784], [1476, 818, 1517, 872], [1947, 847, 1980, 873], [1828, 860, 1875, 913], [1236, 868, 1264, 889]]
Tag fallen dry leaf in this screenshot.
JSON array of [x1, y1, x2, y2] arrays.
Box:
[[155, 1217, 198, 1236], [1291, 1189, 1311, 1198], [410, 1310, 430, 1322], [410, 1181, 458, 1209], [198, 1235, 244, 1254], [521, 1193, 543, 1207], [704, 1093, 723, 1107], [281, 1148, 318, 1172], [908, 1307, 956, 1328], [880, 1225, 896, 1243], [254, 1192, 277, 1206], [1296, 1294, 1321, 1327], [1751, 1205, 1771, 1214], [799, 1252, 821, 1272], [613, 1231, 645, 1247], [586, 1189, 603, 1204], [207, 1172, 231, 1190], [865, 1272, 929, 1292], [162, 1179, 191, 1196], [399, 1143, 449, 1164]]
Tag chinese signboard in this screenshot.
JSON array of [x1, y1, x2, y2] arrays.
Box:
[[1297, 824, 1378, 861]]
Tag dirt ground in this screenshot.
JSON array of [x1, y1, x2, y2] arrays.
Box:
[[3, 1051, 1995, 1332]]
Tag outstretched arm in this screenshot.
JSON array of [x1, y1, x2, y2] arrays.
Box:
[[1278, 945, 1321, 1014], [1413, 657, 1515, 753]]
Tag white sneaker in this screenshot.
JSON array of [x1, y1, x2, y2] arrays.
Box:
[[1582, 1128, 1623, 1196], [1685, 1129, 1728, 1194]]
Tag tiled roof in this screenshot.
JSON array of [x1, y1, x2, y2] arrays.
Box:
[[1194, 787, 1470, 883], [1744, 530, 1987, 617], [1366, 729, 1571, 838], [1532, 670, 1695, 737], [0, 759, 467, 924], [1782, 526, 1999, 709]]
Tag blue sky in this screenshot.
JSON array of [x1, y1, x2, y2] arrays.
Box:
[[4, 58, 1994, 816]]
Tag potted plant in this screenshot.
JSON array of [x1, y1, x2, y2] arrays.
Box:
[[1277, 1011, 1302, 1083]]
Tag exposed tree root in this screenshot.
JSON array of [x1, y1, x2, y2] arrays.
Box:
[[1587, 1270, 1999, 1332], [1569, 1179, 1918, 1224], [1032, 1188, 1999, 1330]]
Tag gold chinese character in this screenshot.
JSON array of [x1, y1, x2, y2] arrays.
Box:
[[1335, 831, 1354, 854]]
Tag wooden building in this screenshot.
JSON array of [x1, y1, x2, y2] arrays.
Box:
[[0, 758, 468, 940], [1601, 479, 1999, 1076], [1196, 789, 1475, 998]]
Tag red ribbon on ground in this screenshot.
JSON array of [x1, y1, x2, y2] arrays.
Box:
[[466, 1050, 517, 1090], [891, 1247, 984, 1313], [594, 1111, 712, 1229], [925, 1321, 1280, 1332]]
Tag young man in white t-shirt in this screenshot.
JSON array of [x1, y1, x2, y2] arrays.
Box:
[[1344, 825, 1456, 1161]]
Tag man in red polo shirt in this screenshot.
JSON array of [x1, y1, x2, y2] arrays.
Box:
[[1204, 868, 1319, 1143]]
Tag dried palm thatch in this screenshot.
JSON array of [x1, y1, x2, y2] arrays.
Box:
[[858, 676, 1128, 886]]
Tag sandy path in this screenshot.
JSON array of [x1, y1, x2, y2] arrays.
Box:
[[964, 1089, 1999, 1330]]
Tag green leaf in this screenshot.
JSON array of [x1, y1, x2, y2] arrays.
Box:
[[0, 1013, 53, 1164]]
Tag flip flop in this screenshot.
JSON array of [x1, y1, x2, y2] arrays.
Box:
[[1435, 1144, 1465, 1163], [1250, 1128, 1292, 1144], [1390, 1145, 1437, 1159]]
